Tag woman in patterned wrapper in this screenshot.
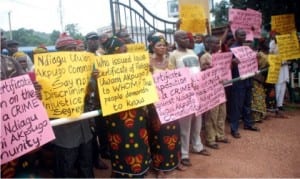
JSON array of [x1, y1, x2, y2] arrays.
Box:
[[147, 35, 186, 178], [101, 37, 151, 178]]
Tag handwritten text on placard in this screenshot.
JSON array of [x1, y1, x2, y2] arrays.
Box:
[[271, 14, 296, 35], [266, 55, 281, 84], [229, 8, 262, 41], [180, 4, 206, 34], [95, 52, 158, 116], [212, 52, 233, 82], [276, 31, 300, 61], [0, 75, 55, 165], [192, 67, 226, 115], [230, 46, 258, 76], [34, 52, 93, 118], [153, 68, 197, 124]]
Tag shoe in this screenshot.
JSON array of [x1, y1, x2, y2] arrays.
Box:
[[231, 132, 241, 138], [181, 158, 192, 167], [278, 106, 284, 111], [206, 143, 219, 149], [193, 149, 211, 156], [94, 159, 109, 169], [216, 138, 230, 143], [244, 126, 260, 132]]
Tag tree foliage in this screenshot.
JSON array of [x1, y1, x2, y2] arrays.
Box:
[[2, 23, 84, 47], [65, 24, 84, 40], [211, 0, 230, 27]]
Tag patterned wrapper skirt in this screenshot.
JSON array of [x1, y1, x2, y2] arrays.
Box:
[[251, 80, 267, 121]]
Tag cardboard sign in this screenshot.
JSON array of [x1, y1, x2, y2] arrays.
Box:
[[276, 31, 300, 61], [193, 67, 226, 115], [266, 55, 282, 84], [1, 75, 55, 165], [153, 68, 197, 124], [126, 43, 146, 53], [95, 52, 158, 116], [271, 14, 296, 35], [34, 52, 94, 118], [229, 8, 262, 41], [179, 4, 207, 34], [212, 52, 233, 83], [230, 46, 258, 76]]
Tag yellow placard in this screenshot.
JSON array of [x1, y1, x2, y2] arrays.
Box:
[[276, 31, 300, 61], [34, 52, 94, 118], [95, 52, 159, 116], [180, 4, 205, 19], [266, 55, 281, 84], [180, 18, 207, 34], [179, 4, 206, 34], [271, 14, 296, 34], [126, 43, 146, 53]]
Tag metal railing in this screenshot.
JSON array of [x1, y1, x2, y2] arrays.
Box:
[[110, 0, 177, 45]]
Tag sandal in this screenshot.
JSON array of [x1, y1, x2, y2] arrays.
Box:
[[181, 158, 192, 167], [206, 143, 219, 149]]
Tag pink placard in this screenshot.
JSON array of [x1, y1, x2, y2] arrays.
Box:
[[153, 68, 197, 124], [212, 52, 233, 83], [230, 46, 258, 76], [229, 8, 262, 41], [1, 75, 55, 165], [193, 67, 226, 115]]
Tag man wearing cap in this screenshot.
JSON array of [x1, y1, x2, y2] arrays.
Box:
[[85, 32, 110, 169], [51, 33, 94, 177], [6, 39, 34, 71]]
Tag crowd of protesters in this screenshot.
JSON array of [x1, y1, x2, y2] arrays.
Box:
[[1, 18, 299, 178]]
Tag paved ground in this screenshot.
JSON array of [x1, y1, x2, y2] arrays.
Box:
[[94, 103, 300, 178]]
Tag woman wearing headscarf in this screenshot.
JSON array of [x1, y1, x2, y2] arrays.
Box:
[[147, 35, 185, 177]]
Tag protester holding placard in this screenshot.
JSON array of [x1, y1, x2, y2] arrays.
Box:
[[199, 36, 230, 149], [1, 34, 25, 178], [1, 35, 48, 178], [273, 33, 291, 111], [98, 37, 151, 178], [228, 28, 260, 139], [51, 33, 94, 178], [147, 35, 186, 177], [251, 39, 269, 122], [84, 32, 110, 170], [169, 30, 209, 167], [265, 31, 280, 112]]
